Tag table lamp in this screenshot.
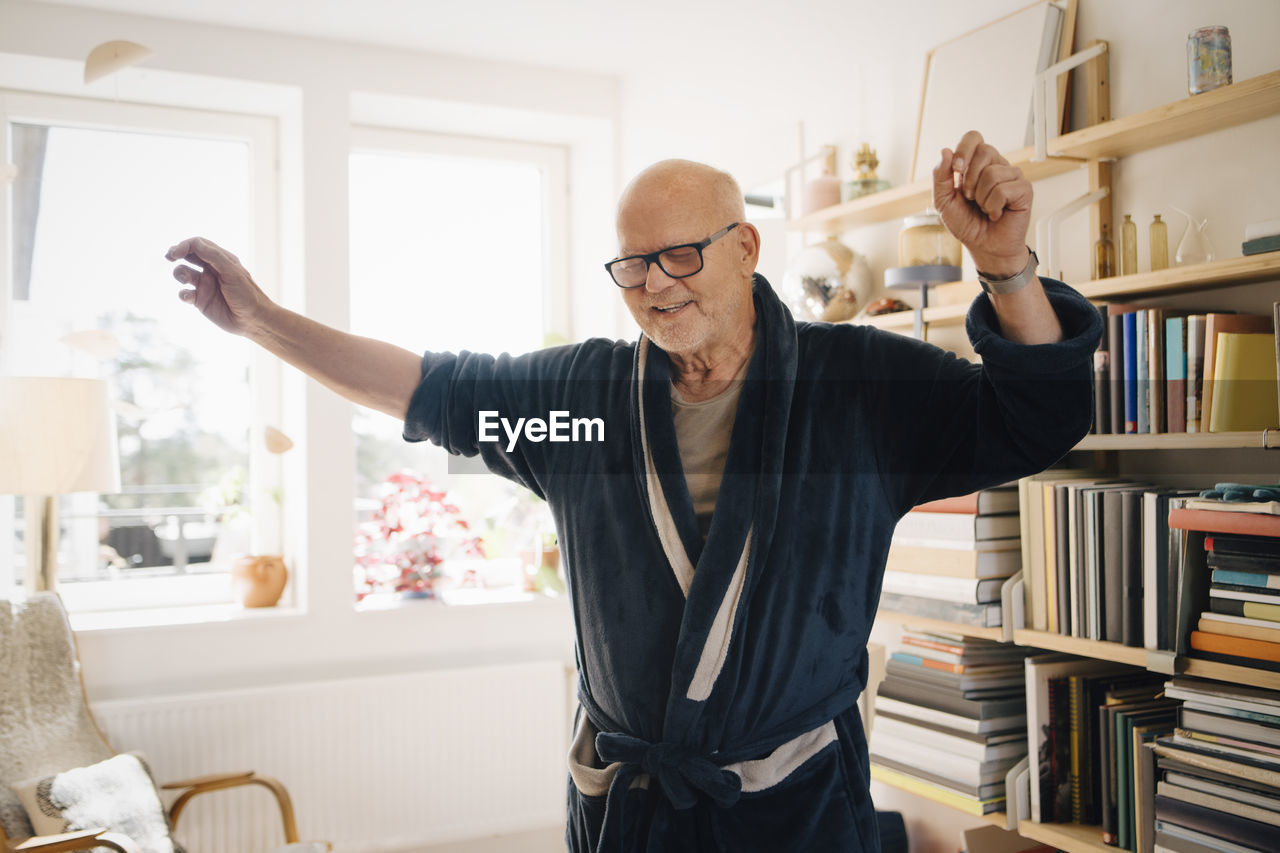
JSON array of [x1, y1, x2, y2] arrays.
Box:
[[0, 377, 121, 592]]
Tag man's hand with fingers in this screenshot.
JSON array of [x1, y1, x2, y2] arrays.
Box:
[[932, 130, 1033, 279], [166, 236, 271, 337]]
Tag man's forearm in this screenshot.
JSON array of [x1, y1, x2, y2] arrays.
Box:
[[248, 303, 423, 420], [987, 278, 1065, 345]]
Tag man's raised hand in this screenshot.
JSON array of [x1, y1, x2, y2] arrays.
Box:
[[932, 130, 1032, 279], [166, 236, 270, 336]]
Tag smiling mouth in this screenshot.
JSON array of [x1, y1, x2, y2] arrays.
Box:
[[653, 300, 692, 314]]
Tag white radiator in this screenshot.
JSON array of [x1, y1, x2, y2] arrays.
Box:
[[92, 660, 570, 852]]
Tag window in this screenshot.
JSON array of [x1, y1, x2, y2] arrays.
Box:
[[348, 128, 568, 603], [1, 92, 281, 612]]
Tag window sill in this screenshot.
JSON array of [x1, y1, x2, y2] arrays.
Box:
[[69, 601, 308, 633]]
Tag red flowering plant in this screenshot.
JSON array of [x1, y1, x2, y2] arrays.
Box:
[[353, 470, 485, 601]]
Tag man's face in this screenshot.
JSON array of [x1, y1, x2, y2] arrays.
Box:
[[615, 196, 753, 360]]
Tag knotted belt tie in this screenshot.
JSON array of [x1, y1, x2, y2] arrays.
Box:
[[593, 731, 742, 851]]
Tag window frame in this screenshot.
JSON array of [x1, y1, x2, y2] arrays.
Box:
[[349, 125, 571, 343], [346, 126, 571, 603], [0, 89, 284, 607]]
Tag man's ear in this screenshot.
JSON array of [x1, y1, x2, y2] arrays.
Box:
[[736, 222, 762, 273]]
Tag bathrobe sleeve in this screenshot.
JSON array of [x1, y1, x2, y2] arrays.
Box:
[[400, 340, 628, 500], [868, 277, 1102, 515]]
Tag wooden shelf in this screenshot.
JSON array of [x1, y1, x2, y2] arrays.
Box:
[[1182, 657, 1280, 692], [787, 148, 1083, 233], [1050, 69, 1280, 162], [851, 252, 1280, 337], [788, 70, 1280, 235], [1076, 430, 1280, 450], [872, 608, 1004, 641], [1016, 819, 1112, 853], [1013, 630, 1149, 666], [1073, 253, 1280, 301]]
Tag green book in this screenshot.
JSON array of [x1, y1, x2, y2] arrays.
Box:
[[1117, 706, 1175, 849], [1242, 234, 1280, 255]]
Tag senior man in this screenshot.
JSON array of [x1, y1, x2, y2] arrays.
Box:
[[168, 131, 1101, 851]]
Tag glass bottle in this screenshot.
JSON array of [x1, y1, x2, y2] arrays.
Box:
[[1150, 214, 1169, 271], [1120, 214, 1138, 276], [1094, 222, 1116, 280]]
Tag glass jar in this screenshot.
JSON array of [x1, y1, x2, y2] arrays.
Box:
[[1187, 26, 1232, 94], [899, 211, 961, 267]]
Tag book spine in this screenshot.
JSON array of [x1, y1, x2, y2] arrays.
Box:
[[1186, 314, 1207, 432], [1124, 313, 1138, 433], [1109, 312, 1125, 435], [1069, 674, 1085, 823], [1166, 315, 1188, 433], [1136, 310, 1150, 434], [1169, 508, 1280, 537]]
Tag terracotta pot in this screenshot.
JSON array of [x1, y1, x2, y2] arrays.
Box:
[[230, 554, 288, 608]]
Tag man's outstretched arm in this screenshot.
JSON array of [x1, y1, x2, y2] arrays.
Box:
[[166, 236, 422, 420]]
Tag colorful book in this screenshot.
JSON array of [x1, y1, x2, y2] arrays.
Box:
[[1242, 234, 1280, 255], [885, 542, 1021, 579], [868, 763, 1005, 815], [1191, 629, 1280, 664], [1186, 314, 1207, 432], [1147, 307, 1166, 434], [1208, 331, 1280, 432], [1200, 611, 1280, 643], [881, 570, 1007, 604], [892, 511, 1021, 546], [913, 486, 1019, 515], [1207, 533, 1280, 558], [1166, 314, 1188, 433], [1202, 313, 1273, 429], [878, 592, 1003, 627], [1170, 508, 1280, 538], [1124, 311, 1138, 433], [1136, 309, 1150, 433]]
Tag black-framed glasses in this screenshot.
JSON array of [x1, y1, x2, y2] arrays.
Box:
[[604, 222, 740, 288]]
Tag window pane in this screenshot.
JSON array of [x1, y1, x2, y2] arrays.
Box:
[[5, 120, 258, 609], [349, 143, 551, 602]]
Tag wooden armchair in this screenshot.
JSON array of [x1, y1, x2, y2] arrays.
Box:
[[0, 593, 323, 853]]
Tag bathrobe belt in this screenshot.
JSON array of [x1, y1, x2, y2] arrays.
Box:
[[587, 712, 844, 852]]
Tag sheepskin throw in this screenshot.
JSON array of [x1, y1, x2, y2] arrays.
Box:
[[13, 752, 177, 852], [0, 593, 114, 841]]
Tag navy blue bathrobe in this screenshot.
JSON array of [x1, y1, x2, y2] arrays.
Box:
[[404, 274, 1102, 851]]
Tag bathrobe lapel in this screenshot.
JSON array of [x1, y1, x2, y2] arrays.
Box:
[[628, 275, 798, 749]]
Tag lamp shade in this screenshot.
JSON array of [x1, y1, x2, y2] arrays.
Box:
[[0, 377, 121, 495]]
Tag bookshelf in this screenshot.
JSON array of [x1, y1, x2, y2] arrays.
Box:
[[855, 252, 1280, 335], [843, 68, 1280, 853], [788, 69, 1280, 236], [1012, 630, 1148, 667], [1015, 819, 1113, 853]]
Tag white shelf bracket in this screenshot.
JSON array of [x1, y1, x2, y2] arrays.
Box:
[[1035, 186, 1110, 281], [1033, 41, 1109, 162], [1001, 570, 1025, 644]]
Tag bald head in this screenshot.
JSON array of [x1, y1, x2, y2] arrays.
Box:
[[616, 159, 745, 238]]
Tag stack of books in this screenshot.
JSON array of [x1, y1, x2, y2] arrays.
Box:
[[1171, 500, 1280, 669], [869, 630, 1032, 815], [1016, 470, 1201, 648], [1093, 305, 1278, 436], [1024, 655, 1168, 844], [879, 485, 1020, 628], [1149, 677, 1280, 852]]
